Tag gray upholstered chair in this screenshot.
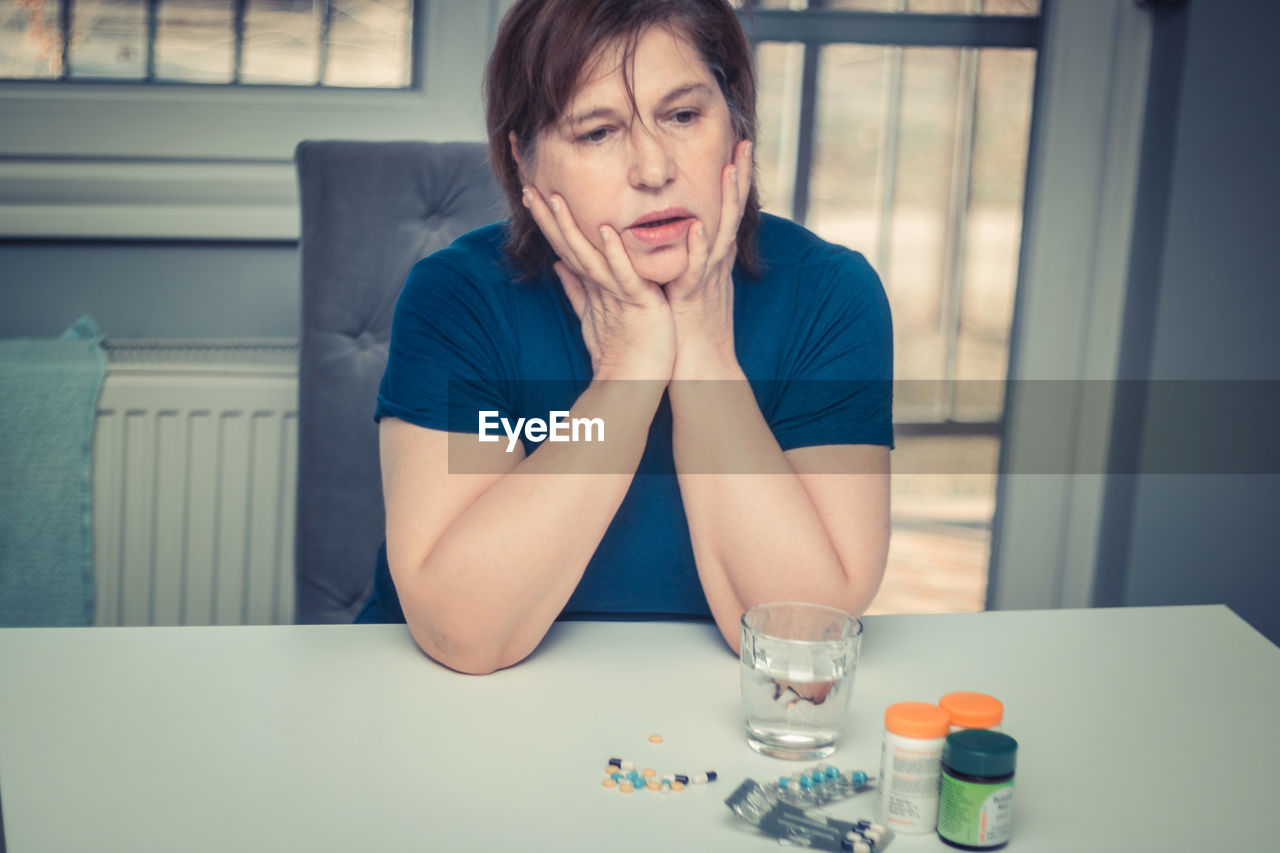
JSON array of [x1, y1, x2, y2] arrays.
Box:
[[293, 140, 504, 624]]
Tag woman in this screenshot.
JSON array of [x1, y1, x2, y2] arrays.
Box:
[[360, 0, 893, 674]]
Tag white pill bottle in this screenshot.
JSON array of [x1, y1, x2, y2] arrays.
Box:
[[877, 701, 951, 834]]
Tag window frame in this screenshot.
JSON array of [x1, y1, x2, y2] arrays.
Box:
[[0, 0, 510, 239], [987, 0, 1157, 613]]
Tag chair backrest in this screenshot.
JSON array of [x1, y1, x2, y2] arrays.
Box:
[[293, 140, 504, 623]]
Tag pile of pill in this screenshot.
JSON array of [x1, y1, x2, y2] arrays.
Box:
[[602, 756, 718, 795], [765, 764, 876, 806], [842, 820, 889, 853]]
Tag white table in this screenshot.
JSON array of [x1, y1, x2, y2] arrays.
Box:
[[1, 605, 1277, 852]]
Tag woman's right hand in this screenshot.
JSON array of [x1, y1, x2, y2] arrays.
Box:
[[524, 186, 676, 382]]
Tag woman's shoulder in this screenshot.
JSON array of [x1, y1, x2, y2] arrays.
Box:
[[754, 213, 882, 292], [405, 221, 512, 285]]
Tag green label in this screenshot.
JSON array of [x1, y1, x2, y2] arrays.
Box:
[[937, 773, 1014, 847]]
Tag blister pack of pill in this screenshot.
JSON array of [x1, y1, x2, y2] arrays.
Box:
[[764, 764, 877, 807], [725, 778, 893, 853]]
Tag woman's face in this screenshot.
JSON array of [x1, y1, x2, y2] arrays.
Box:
[[517, 25, 738, 284]]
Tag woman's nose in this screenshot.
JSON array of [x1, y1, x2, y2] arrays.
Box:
[[628, 128, 675, 189]]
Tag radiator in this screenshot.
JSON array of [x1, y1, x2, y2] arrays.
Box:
[[93, 341, 299, 627]]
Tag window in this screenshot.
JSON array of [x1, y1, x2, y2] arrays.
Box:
[[0, 1, 498, 239], [738, 0, 1041, 614], [0, 0, 414, 87]]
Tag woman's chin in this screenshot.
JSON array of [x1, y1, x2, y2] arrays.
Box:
[[633, 251, 689, 286]]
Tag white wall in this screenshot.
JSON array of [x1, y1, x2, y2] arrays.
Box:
[[1096, 0, 1280, 643]]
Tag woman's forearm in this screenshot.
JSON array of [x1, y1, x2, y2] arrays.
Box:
[[400, 380, 664, 674], [668, 372, 876, 650]]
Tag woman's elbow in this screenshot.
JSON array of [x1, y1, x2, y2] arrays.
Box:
[[404, 615, 532, 675], [409, 625, 506, 675]]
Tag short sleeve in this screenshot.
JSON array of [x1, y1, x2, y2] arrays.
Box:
[[374, 253, 516, 433], [769, 249, 894, 451]]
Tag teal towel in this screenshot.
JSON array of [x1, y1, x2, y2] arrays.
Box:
[[0, 316, 106, 626]]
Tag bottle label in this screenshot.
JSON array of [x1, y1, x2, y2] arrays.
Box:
[[937, 773, 1014, 847], [878, 737, 942, 832]]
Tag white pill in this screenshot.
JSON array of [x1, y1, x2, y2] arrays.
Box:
[[692, 772, 708, 784], [620, 759, 634, 771]]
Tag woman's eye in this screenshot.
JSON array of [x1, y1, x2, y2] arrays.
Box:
[[579, 127, 612, 144], [671, 109, 700, 125]]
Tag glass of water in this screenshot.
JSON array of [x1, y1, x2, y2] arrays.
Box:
[[740, 602, 863, 760]]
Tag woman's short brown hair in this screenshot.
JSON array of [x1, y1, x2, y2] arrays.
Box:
[[485, 0, 760, 278]]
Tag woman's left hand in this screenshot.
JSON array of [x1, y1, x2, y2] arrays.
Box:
[[665, 139, 752, 379]]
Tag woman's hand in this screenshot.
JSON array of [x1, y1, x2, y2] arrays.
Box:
[[666, 139, 753, 380], [524, 186, 677, 382]]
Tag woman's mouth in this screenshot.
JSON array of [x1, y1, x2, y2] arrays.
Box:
[[626, 208, 694, 246]]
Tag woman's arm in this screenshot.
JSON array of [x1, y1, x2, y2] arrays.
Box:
[[382, 377, 664, 675], [661, 144, 891, 649], [667, 362, 890, 651], [384, 183, 678, 674]]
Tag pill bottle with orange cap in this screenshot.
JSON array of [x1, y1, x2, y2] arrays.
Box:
[[877, 702, 951, 834], [939, 692, 1003, 733]]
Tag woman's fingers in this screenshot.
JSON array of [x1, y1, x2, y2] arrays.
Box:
[[524, 186, 582, 274], [526, 186, 647, 301], [686, 220, 711, 284], [736, 139, 753, 217], [554, 261, 589, 322], [526, 185, 608, 290], [548, 194, 651, 301], [597, 225, 651, 299], [710, 139, 752, 264]]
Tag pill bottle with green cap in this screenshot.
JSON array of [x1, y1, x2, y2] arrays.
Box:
[[937, 729, 1018, 850], [939, 692, 1003, 733]]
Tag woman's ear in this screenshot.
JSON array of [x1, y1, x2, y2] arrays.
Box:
[[508, 131, 524, 175]]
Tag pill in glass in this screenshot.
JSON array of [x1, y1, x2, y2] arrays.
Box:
[[674, 774, 689, 785], [620, 759, 634, 771], [642, 768, 656, 778], [649, 734, 663, 743]]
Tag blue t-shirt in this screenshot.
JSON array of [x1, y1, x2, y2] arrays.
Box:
[[357, 213, 892, 623]]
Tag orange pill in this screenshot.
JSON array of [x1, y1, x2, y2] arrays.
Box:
[[671, 781, 685, 791], [603, 777, 617, 788], [619, 782, 634, 793], [642, 768, 656, 778], [649, 734, 663, 743], [646, 780, 660, 790]]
